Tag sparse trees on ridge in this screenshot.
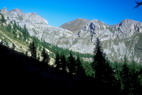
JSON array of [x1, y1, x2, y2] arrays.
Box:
[[29, 41, 37, 59], [41, 48, 50, 65]]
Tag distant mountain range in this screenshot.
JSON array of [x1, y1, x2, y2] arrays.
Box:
[[0, 8, 142, 63]]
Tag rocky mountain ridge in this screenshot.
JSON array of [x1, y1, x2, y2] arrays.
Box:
[[0, 8, 142, 63], [62, 18, 142, 62]]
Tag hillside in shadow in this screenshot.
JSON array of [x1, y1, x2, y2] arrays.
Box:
[[0, 43, 95, 93], [1, 41, 142, 94]]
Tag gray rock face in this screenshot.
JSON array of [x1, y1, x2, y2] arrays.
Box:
[[62, 19, 142, 63], [110, 19, 142, 39], [0, 8, 76, 49], [1, 8, 142, 63]]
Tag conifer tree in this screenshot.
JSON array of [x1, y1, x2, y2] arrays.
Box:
[[120, 57, 130, 95], [29, 41, 37, 59], [92, 38, 107, 80], [0, 14, 6, 23], [54, 52, 61, 70], [76, 55, 86, 77], [60, 55, 67, 72], [23, 25, 29, 38], [13, 21, 17, 30], [41, 48, 50, 65], [12, 43, 16, 50], [92, 38, 115, 94], [6, 24, 12, 32], [67, 52, 76, 75]]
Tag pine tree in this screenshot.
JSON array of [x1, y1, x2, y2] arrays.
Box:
[[23, 25, 29, 39], [41, 48, 50, 65], [29, 41, 37, 59], [13, 21, 17, 30], [76, 55, 86, 77], [0, 14, 6, 23], [60, 55, 67, 72], [92, 38, 115, 94], [92, 38, 107, 80], [120, 57, 141, 95], [119, 56, 134, 95], [54, 52, 61, 70], [12, 43, 16, 50], [129, 68, 140, 95], [6, 24, 12, 32], [67, 52, 76, 75]]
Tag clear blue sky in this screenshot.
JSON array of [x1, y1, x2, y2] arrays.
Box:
[[0, 0, 142, 26]]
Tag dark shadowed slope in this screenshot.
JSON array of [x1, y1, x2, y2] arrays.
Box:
[[0, 43, 94, 93]]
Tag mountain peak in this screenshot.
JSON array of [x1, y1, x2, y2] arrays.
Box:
[[75, 18, 89, 21], [120, 19, 141, 24], [117, 19, 142, 30], [60, 18, 90, 32], [10, 8, 23, 14], [91, 19, 99, 22]]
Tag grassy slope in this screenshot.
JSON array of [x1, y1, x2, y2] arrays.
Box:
[[0, 26, 28, 52]]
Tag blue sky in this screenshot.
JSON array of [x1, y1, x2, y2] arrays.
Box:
[[0, 0, 142, 26]]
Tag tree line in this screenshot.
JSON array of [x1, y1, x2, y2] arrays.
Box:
[[28, 37, 142, 95], [92, 38, 142, 95], [29, 40, 86, 77]]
